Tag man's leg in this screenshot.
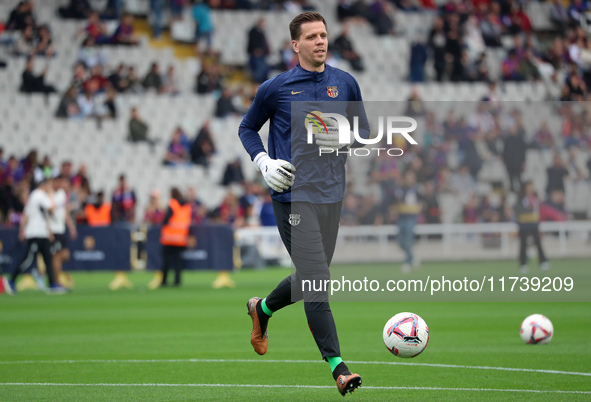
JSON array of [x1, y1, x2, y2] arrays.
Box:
[[10, 239, 36, 284], [173, 246, 184, 286], [532, 228, 549, 267], [247, 201, 300, 356], [161, 246, 171, 285], [519, 228, 528, 269], [38, 238, 56, 287]]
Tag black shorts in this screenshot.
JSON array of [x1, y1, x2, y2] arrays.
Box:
[[51, 233, 68, 254], [272, 200, 342, 302]]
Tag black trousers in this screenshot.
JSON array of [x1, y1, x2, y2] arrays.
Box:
[[265, 200, 342, 360], [161, 245, 185, 285], [11, 238, 56, 287], [519, 224, 548, 266]]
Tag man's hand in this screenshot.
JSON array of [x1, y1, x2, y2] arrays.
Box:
[[254, 152, 296, 193]]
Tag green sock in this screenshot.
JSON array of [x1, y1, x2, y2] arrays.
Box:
[[261, 298, 274, 317], [327, 356, 343, 372]]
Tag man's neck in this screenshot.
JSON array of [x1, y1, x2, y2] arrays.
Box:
[[300, 61, 325, 73]]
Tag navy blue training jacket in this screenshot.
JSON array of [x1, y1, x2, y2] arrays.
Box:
[[238, 63, 370, 204]]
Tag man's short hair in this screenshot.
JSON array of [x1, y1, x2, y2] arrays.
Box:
[[289, 12, 327, 41]]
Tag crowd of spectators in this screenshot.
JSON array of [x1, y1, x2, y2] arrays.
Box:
[[3, 0, 591, 230], [339, 94, 591, 227]]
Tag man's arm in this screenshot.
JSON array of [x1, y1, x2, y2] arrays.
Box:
[[66, 205, 77, 239], [18, 213, 28, 241], [238, 79, 295, 192], [238, 82, 273, 160]]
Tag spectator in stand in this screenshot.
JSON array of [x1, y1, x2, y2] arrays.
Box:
[[422, 180, 440, 224], [186, 186, 205, 224], [77, 79, 107, 119], [84, 65, 109, 93], [480, 11, 503, 48], [409, 38, 428, 83], [368, 0, 395, 36], [142, 62, 163, 92], [126, 66, 143, 93], [428, 16, 446, 81], [404, 87, 425, 117], [103, 85, 118, 118], [247, 19, 270, 84], [568, 0, 587, 27], [464, 16, 485, 63], [502, 49, 524, 81], [191, 120, 216, 167], [78, 12, 110, 44], [463, 193, 480, 223], [161, 65, 180, 95], [128, 107, 158, 149], [59, 0, 92, 20], [143, 188, 166, 225], [70, 62, 88, 93], [215, 88, 242, 118], [502, 124, 527, 192], [277, 40, 297, 71], [192, 0, 214, 54], [35, 25, 55, 58], [20, 56, 56, 94], [78, 36, 107, 69], [221, 157, 245, 186], [108, 63, 129, 92], [55, 87, 81, 119], [531, 121, 555, 150], [170, 0, 185, 21], [518, 49, 541, 81], [331, 25, 364, 72], [546, 153, 569, 196], [550, 0, 569, 34], [450, 165, 477, 197], [112, 13, 139, 46], [540, 189, 568, 221], [195, 64, 222, 94], [163, 128, 190, 166], [6, 1, 36, 31], [111, 174, 136, 223], [12, 24, 36, 56]]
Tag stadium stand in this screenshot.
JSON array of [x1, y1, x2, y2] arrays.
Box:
[[0, 0, 590, 235]]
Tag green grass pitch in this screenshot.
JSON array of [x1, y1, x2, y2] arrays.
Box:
[[1, 260, 590, 401]]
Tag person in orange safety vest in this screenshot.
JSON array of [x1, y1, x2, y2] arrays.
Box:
[[84, 191, 112, 226], [160, 187, 191, 286]]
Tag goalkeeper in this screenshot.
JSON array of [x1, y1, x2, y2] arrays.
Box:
[[238, 12, 369, 396]]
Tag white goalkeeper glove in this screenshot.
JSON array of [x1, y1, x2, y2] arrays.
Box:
[[314, 125, 354, 151], [254, 152, 296, 193]]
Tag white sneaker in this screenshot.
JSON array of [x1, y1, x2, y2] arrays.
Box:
[[540, 261, 550, 271], [401, 263, 412, 273], [520, 265, 529, 274]]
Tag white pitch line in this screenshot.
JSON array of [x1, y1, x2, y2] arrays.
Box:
[[0, 383, 590, 394], [0, 358, 589, 378]]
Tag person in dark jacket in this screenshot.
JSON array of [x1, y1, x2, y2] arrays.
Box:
[[502, 125, 526, 192], [20, 56, 56, 94], [247, 18, 270, 83]]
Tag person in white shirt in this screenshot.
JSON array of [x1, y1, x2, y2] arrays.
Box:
[[49, 175, 77, 287], [5, 180, 64, 294]]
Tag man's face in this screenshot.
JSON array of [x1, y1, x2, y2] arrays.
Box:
[[293, 21, 327, 68]]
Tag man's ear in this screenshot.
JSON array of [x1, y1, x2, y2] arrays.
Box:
[[292, 40, 299, 54]]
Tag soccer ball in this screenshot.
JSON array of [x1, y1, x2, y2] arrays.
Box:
[[383, 312, 429, 358], [520, 314, 554, 345]]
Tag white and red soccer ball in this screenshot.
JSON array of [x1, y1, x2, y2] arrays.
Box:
[[520, 314, 554, 345], [383, 312, 429, 358]]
